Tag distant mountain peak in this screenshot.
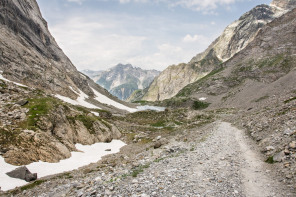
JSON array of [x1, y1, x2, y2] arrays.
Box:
[[83, 64, 160, 101]]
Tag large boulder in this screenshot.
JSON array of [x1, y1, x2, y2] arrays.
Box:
[[6, 166, 37, 182]]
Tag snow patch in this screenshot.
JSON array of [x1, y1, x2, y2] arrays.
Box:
[[0, 140, 125, 191], [91, 111, 100, 117], [199, 97, 207, 101], [136, 105, 166, 112], [91, 87, 137, 112], [55, 89, 101, 109], [0, 72, 28, 88]]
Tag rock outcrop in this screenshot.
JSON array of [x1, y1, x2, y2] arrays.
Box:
[[0, 80, 122, 165], [141, 1, 295, 101], [6, 166, 37, 182]]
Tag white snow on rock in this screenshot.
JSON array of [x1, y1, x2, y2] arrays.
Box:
[[0, 71, 28, 88], [91, 111, 100, 117], [0, 140, 126, 191], [91, 87, 137, 112], [55, 88, 101, 109], [56, 87, 166, 113], [136, 105, 165, 112]]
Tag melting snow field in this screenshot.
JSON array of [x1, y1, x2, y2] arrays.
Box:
[[91, 88, 137, 112], [0, 140, 126, 191], [55, 87, 166, 113]]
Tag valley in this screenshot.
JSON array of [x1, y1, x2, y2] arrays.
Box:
[[0, 0, 295, 196]]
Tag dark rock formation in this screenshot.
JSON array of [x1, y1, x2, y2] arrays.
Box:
[[6, 166, 37, 182]]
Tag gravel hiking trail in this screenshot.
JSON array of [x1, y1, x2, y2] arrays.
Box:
[[15, 122, 294, 197], [96, 121, 291, 197]]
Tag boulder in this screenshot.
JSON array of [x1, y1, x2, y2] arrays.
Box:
[[16, 100, 28, 106], [273, 151, 285, 162], [6, 166, 37, 182]]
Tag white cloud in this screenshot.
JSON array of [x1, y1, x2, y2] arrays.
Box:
[[170, 0, 237, 11], [183, 34, 200, 42], [117, 0, 240, 11], [50, 17, 147, 70], [66, 0, 85, 5]]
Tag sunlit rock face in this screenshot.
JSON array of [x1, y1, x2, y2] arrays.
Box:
[[141, 2, 294, 102]]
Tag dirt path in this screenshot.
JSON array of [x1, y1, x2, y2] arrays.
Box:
[[222, 122, 285, 197], [14, 122, 294, 197]]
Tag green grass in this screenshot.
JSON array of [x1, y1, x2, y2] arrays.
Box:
[[132, 100, 149, 105], [131, 164, 150, 177], [73, 115, 98, 134], [0, 128, 21, 147], [151, 120, 166, 127], [192, 100, 210, 110], [254, 95, 269, 103], [265, 156, 275, 164], [20, 180, 46, 191], [284, 97, 296, 104], [21, 97, 60, 130]]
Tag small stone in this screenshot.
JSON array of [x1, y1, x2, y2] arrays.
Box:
[[273, 151, 285, 162], [105, 149, 111, 151], [16, 100, 28, 106], [289, 141, 296, 149], [284, 162, 290, 168], [284, 149, 290, 155], [265, 146, 275, 151], [156, 136, 162, 140], [132, 179, 138, 184], [154, 141, 162, 149], [109, 186, 114, 191]]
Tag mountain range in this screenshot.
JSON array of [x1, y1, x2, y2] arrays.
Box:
[[0, 0, 296, 194], [134, 0, 296, 102], [82, 64, 160, 101]]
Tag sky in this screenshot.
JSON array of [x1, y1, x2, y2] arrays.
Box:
[[36, 0, 272, 71]]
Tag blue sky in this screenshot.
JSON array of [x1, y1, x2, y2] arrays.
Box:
[[36, 0, 272, 71]]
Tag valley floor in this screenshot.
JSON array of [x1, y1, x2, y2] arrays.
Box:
[[6, 121, 295, 197]]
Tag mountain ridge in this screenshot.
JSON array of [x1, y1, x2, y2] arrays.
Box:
[[82, 64, 160, 100], [140, 1, 295, 102]]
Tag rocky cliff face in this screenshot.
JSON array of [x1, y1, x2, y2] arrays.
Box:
[[141, 1, 295, 101], [0, 0, 132, 165], [83, 64, 160, 101], [0, 0, 129, 107], [177, 8, 296, 104]]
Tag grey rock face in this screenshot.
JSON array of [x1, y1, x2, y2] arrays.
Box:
[[271, 0, 296, 9], [0, 0, 130, 109], [6, 166, 37, 182]]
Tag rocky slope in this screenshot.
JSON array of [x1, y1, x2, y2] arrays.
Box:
[[174, 7, 296, 186], [141, 0, 295, 101], [0, 0, 132, 111], [0, 0, 136, 166], [83, 64, 160, 101], [0, 79, 121, 165]]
